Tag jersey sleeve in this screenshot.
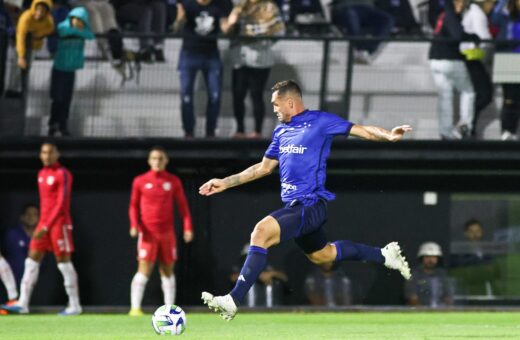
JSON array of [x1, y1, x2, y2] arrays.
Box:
[[128, 178, 142, 231], [322, 112, 354, 137], [264, 128, 281, 159], [41, 169, 71, 230], [173, 178, 193, 233]]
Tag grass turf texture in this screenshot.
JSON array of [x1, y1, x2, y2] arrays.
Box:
[[1, 312, 520, 339]]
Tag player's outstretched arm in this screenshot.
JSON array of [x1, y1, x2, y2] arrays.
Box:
[[199, 157, 279, 196], [350, 124, 412, 142]]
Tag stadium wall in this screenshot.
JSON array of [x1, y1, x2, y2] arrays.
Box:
[[2, 139, 520, 306]]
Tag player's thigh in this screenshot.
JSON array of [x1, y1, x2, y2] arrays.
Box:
[[157, 233, 177, 266], [295, 226, 329, 259], [29, 230, 53, 260], [268, 205, 303, 243], [137, 232, 159, 263], [49, 224, 75, 258]]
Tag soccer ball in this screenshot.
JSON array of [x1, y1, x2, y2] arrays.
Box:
[[151, 304, 187, 335]]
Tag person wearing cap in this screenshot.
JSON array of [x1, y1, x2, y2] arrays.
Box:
[[405, 242, 453, 307]]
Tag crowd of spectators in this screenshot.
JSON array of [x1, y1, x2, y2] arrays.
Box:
[[0, 0, 519, 139]]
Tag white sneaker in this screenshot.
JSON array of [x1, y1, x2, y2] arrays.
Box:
[[353, 50, 372, 65], [201, 292, 237, 321], [58, 306, 82, 316], [381, 242, 411, 280], [501, 131, 517, 141]]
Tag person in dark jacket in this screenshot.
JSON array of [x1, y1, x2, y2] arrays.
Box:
[[113, 0, 167, 62], [492, 0, 520, 140], [429, 0, 478, 139]]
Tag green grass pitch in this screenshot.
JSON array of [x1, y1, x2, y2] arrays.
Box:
[[2, 312, 520, 339]]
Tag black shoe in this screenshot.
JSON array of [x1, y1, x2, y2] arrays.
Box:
[[459, 125, 471, 139], [4, 90, 23, 98], [48, 124, 59, 136], [137, 48, 153, 63], [60, 129, 71, 137], [154, 49, 165, 62]]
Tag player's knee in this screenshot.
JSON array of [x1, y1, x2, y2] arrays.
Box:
[[307, 252, 326, 264], [250, 222, 270, 245], [307, 249, 334, 264]]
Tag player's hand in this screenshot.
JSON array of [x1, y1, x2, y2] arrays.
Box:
[[389, 125, 412, 142], [199, 178, 227, 196], [33, 228, 47, 240], [17, 56, 27, 69], [184, 230, 194, 243], [129, 227, 138, 238]]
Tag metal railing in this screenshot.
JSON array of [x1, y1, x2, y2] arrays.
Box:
[[1, 32, 519, 139]]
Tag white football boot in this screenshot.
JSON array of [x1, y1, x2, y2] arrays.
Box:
[[381, 242, 411, 280], [201, 292, 237, 321]]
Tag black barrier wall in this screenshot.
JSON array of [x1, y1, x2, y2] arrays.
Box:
[[3, 138, 520, 306], [0, 159, 450, 306]]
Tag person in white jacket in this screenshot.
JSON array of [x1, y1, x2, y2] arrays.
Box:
[[460, 0, 493, 138]]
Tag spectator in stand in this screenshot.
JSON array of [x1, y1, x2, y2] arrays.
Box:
[[48, 6, 94, 136], [331, 0, 394, 64], [113, 0, 167, 62], [46, 0, 69, 56], [405, 242, 453, 307], [71, 0, 131, 73], [5, 0, 54, 96], [173, 0, 235, 138], [492, 0, 520, 140], [304, 262, 351, 306], [375, 0, 421, 35], [228, 0, 285, 139], [450, 219, 499, 295], [451, 219, 492, 266], [49, 7, 94, 136], [429, 0, 477, 139], [2, 204, 39, 284], [461, 0, 493, 138], [428, 0, 444, 29]]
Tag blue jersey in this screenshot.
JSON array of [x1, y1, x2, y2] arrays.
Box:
[[264, 110, 353, 206]]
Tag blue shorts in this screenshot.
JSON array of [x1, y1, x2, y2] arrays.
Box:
[[269, 199, 328, 254]]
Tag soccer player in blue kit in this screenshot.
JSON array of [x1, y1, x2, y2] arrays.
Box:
[[199, 80, 413, 320]]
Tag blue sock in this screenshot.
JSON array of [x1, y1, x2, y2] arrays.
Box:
[[230, 246, 267, 305], [332, 240, 384, 264]]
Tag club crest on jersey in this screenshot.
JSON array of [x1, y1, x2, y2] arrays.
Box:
[[163, 182, 172, 191], [38, 177, 43, 183], [279, 144, 307, 154], [145, 183, 153, 189], [46, 176, 55, 185]]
